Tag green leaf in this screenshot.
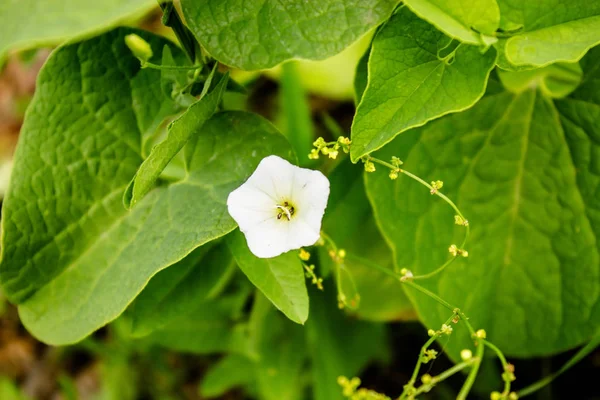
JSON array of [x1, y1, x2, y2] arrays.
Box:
[[500, 0, 600, 67], [353, 48, 369, 105], [179, 0, 399, 70], [128, 243, 235, 337], [402, 0, 500, 44], [306, 286, 389, 400], [227, 230, 309, 324], [364, 90, 600, 357], [0, 28, 293, 344], [350, 7, 496, 161], [321, 159, 414, 321], [199, 354, 255, 398], [0, 0, 155, 63], [124, 71, 229, 208], [498, 62, 582, 98], [145, 291, 251, 354]]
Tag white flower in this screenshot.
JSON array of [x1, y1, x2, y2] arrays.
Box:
[[227, 155, 330, 258]]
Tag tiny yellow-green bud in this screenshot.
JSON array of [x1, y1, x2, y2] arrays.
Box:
[[308, 149, 320, 159], [454, 215, 469, 226], [460, 349, 473, 361], [337, 376, 349, 386], [338, 249, 346, 258], [490, 392, 502, 400], [475, 329, 487, 339], [364, 160, 376, 172], [449, 244, 458, 257], [125, 34, 153, 62], [338, 136, 351, 146], [421, 374, 432, 385], [427, 329, 436, 337], [328, 150, 339, 159], [313, 137, 326, 148], [441, 324, 453, 335], [299, 249, 310, 261], [508, 392, 519, 400], [389, 170, 398, 180], [461, 250, 469, 258], [391, 156, 403, 167]]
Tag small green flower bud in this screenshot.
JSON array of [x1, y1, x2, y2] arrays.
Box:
[[441, 324, 453, 335], [460, 349, 473, 361], [124, 34, 153, 62], [421, 374, 432, 384], [475, 329, 487, 339], [427, 329, 436, 337], [490, 392, 502, 400], [364, 160, 376, 172]]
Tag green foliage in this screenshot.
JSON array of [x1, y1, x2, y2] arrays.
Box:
[[0, 0, 154, 63], [227, 230, 309, 324], [498, 0, 600, 67], [364, 87, 600, 357], [350, 7, 496, 161], [321, 159, 414, 321], [2, 2, 600, 399], [403, 0, 500, 44], [128, 243, 235, 337], [0, 29, 293, 345], [180, 0, 399, 69]]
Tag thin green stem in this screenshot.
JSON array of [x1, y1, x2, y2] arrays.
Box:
[[483, 340, 512, 395], [367, 156, 470, 279], [457, 340, 484, 399], [517, 327, 600, 398], [412, 257, 457, 280], [142, 61, 203, 71], [412, 359, 477, 396], [400, 314, 457, 399], [402, 280, 455, 313]]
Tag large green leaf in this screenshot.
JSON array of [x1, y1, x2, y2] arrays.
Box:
[[0, 0, 154, 62], [145, 290, 250, 354], [364, 90, 600, 357], [350, 7, 496, 161], [0, 28, 293, 345], [179, 0, 399, 70], [128, 243, 235, 337], [227, 230, 309, 324], [320, 159, 414, 321], [402, 0, 500, 44], [499, 0, 600, 67]]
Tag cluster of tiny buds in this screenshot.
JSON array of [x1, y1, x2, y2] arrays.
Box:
[[329, 248, 346, 264], [309, 137, 351, 160], [337, 292, 361, 310], [491, 391, 518, 400], [449, 244, 469, 258], [298, 249, 323, 290], [389, 156, 403, 179], [427, 323, 453, 337], [338, 376, 391, 400], [421, 349, 438, 363], [399, 268, 413, 281], [454, 215, 469, 226], [430, 180, 444, 194], [502, 363, 516, 383]]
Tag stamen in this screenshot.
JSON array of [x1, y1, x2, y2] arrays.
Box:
[[275, 203, 294, 221]]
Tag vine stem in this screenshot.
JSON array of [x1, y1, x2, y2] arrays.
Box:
[[367, 157, 470, 278], [457, 339, 484, 399], [142, 61, 203, 71], [399, 313, 457, 399], [412, 358, 477, 397]]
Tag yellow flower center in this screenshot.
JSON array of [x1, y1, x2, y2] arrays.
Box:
[[275, 201, 296, 221]]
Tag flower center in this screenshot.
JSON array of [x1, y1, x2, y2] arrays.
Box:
[[275, 201, 296, 221]]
